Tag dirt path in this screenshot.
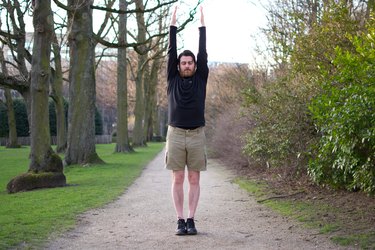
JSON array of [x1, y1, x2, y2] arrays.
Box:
[[44, 149, 348, 250]]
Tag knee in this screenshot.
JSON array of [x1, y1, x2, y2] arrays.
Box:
[[173, 172, 185, 185], [188, 172, 200, 186]]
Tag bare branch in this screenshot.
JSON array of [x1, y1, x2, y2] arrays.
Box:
[[0, 72, 29, 92], [91, 0, 178, 14]]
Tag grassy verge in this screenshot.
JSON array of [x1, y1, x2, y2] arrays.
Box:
[[234, 178, 375, 249], [0, 143, 164, 249]]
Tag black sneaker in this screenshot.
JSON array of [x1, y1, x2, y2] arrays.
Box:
[[186, 218, 197, 235], [175, 219, 186, 235]]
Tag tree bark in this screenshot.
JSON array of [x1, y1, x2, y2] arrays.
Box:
[[51, 32, 67, 153], [132, 0, 147, 147], [115, 0, 133, 153], [0, 49, 19, 148], [3, 88, 19, 148], [144, 58, 160, 141], [7, 0, 66, 193], [64, 0, 104, 165]]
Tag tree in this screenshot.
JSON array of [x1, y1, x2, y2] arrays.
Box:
[[64, 0, 104, 165], [0, 0, 68, 153], [50, 31, 67, 153], [115, 0, 133, 153], [144, 54, 162, 141], [132, 0, 148, 147], [7, 0, 66, 193], [0, 49, 19, 148], [0, 0, 32, 123]]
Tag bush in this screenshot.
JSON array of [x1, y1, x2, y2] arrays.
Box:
[[95, 107, 103, 135], [308, 23, 375, 193], [0, 102, 7, 137], [49, 98, 68, 136], [242, 73, 317, 173], [209, 105, 250, 168], [0, 98, 29, 137]]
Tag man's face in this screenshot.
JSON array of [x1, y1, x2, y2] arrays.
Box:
[[179, 56, 196, 78]]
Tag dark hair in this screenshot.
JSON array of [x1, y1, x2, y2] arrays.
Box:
[[178, 50, 196, 64]]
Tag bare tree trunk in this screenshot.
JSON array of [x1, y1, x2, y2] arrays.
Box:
[[51, 32, 67, 153], [64, 0, 104, 165], [115, 0, 133, 153], [144, 58, 160, 141], [7, 0, 66, 194], [0, 49, 19, 148], [9, 0, 32, 128], [132, 0, 147, 147], [3, 88, 19, 148]]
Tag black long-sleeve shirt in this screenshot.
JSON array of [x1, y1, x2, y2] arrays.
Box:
[[167, 26, 209, 128]]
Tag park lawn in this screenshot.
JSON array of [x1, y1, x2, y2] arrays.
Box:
[[0, 142, 164, 249]]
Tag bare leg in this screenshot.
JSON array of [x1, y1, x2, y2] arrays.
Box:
[[187, 170, 200, 218], [172, 170, 185, 219]]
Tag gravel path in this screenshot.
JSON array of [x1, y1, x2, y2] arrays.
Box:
[[44, 149, 348, 250]]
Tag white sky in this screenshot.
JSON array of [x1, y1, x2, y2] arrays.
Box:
[[180, 0, 267, 64]]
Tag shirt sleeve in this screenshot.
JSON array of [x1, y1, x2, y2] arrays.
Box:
[[196, 26, 209, 81], [167, 26, 178, 81]]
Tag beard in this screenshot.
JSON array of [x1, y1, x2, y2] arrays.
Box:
[[180, 69, 195, 78]]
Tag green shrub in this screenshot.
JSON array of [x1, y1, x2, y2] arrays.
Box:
[[0, 98, 29, 137], [308, 23, 375, 193], [0, 98, 104, 137], [95, 107, 103, 135], [48, 98, 68, 136], [0, 101, 7, 137], [242, 74, 317, 171]]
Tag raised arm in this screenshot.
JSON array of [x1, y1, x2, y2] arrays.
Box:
[[197, 6, 208, 80], [167, 6, 178, 81]]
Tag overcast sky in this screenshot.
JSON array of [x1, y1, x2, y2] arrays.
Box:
[[180, 0, 267, 64]]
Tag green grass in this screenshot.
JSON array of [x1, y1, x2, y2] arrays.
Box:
[[332, 233, 375, 249], [235, 178, 268, 198], [0, 143, 164, 249], [233, 178, 362, 248]]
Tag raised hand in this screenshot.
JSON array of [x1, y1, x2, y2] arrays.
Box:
[[200, 6, 205, 27], [171, 5, 178, 26]]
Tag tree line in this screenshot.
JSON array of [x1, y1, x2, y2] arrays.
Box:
[[0, 98, 103, 138], [0, 0, 202, 193]]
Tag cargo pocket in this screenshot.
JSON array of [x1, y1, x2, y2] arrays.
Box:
[[164, 150, 168, 169]]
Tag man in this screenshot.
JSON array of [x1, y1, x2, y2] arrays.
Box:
[[165, 6, 209, 236]]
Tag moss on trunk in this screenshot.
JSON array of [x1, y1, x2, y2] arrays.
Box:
[[6, 0, 66, 194], [7, 171, 66, 194], [64, 0, 103, 165]]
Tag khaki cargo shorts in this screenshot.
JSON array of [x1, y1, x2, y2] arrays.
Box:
[[165, 126, 207, 171]]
